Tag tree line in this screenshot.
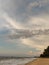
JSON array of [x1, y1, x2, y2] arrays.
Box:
[[40, 46, 49, 58]]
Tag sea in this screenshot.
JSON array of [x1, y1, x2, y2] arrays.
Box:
[[0, 58, 36, 65]]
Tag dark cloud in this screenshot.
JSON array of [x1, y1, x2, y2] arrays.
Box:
[[8, 29, 49, 39]]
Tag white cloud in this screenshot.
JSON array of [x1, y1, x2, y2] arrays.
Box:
[[21, 38, 45, 52], [2, 13, 24, 29], [27, 15, 49, 29]]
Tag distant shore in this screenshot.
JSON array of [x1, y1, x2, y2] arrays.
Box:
[[25, 58, 49, 65]]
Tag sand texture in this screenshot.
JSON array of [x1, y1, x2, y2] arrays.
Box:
[[25, 58, 49, 65]]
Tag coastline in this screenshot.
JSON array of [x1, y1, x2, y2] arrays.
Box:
[[25, 58, 38, 65], [25, 58, 49, 65]]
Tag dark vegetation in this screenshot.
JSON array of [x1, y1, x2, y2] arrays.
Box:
[[40, 46, 49, 58]]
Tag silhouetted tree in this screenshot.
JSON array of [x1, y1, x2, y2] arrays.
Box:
[[40, 46, 49, 58]]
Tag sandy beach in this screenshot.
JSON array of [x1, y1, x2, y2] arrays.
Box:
[[25, 58, 49, 65]]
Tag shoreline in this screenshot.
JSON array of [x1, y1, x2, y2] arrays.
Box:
[[25, 58, 38, 65], [25, 58, 49, 65]]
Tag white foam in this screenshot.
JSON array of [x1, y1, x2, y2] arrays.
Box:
[[0, 58, 35, 65]]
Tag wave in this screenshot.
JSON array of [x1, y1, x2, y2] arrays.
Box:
[[0, 58, 36, 65]]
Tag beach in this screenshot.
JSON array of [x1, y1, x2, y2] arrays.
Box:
[[25, 58, 49, 65], [0, 58, 35, 65]]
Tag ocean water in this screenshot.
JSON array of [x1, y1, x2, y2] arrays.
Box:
[[0, 58, 36, 65]]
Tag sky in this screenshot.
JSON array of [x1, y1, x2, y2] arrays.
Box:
[[0, 0, 49, 57]]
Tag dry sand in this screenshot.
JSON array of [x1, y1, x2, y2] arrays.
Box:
[[25, 58, 49, 65]]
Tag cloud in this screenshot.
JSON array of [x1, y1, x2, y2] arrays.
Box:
[[8, 28, 49, 40], [2, 13, 24, 29], [0, 0, 49, 56], [21, 38, 45, 51], [20, 37, 49, 53], [0, 0, 49, 22], [9, 29, 33, 39], [26, 15, 49, 29], [26, 51, 33, 56], [0, 0, 49, 24], [28, 0, 49, 8], [26, 50, 41, 56]]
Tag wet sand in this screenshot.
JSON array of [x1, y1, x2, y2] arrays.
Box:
[[25, 58, 49, 65]]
